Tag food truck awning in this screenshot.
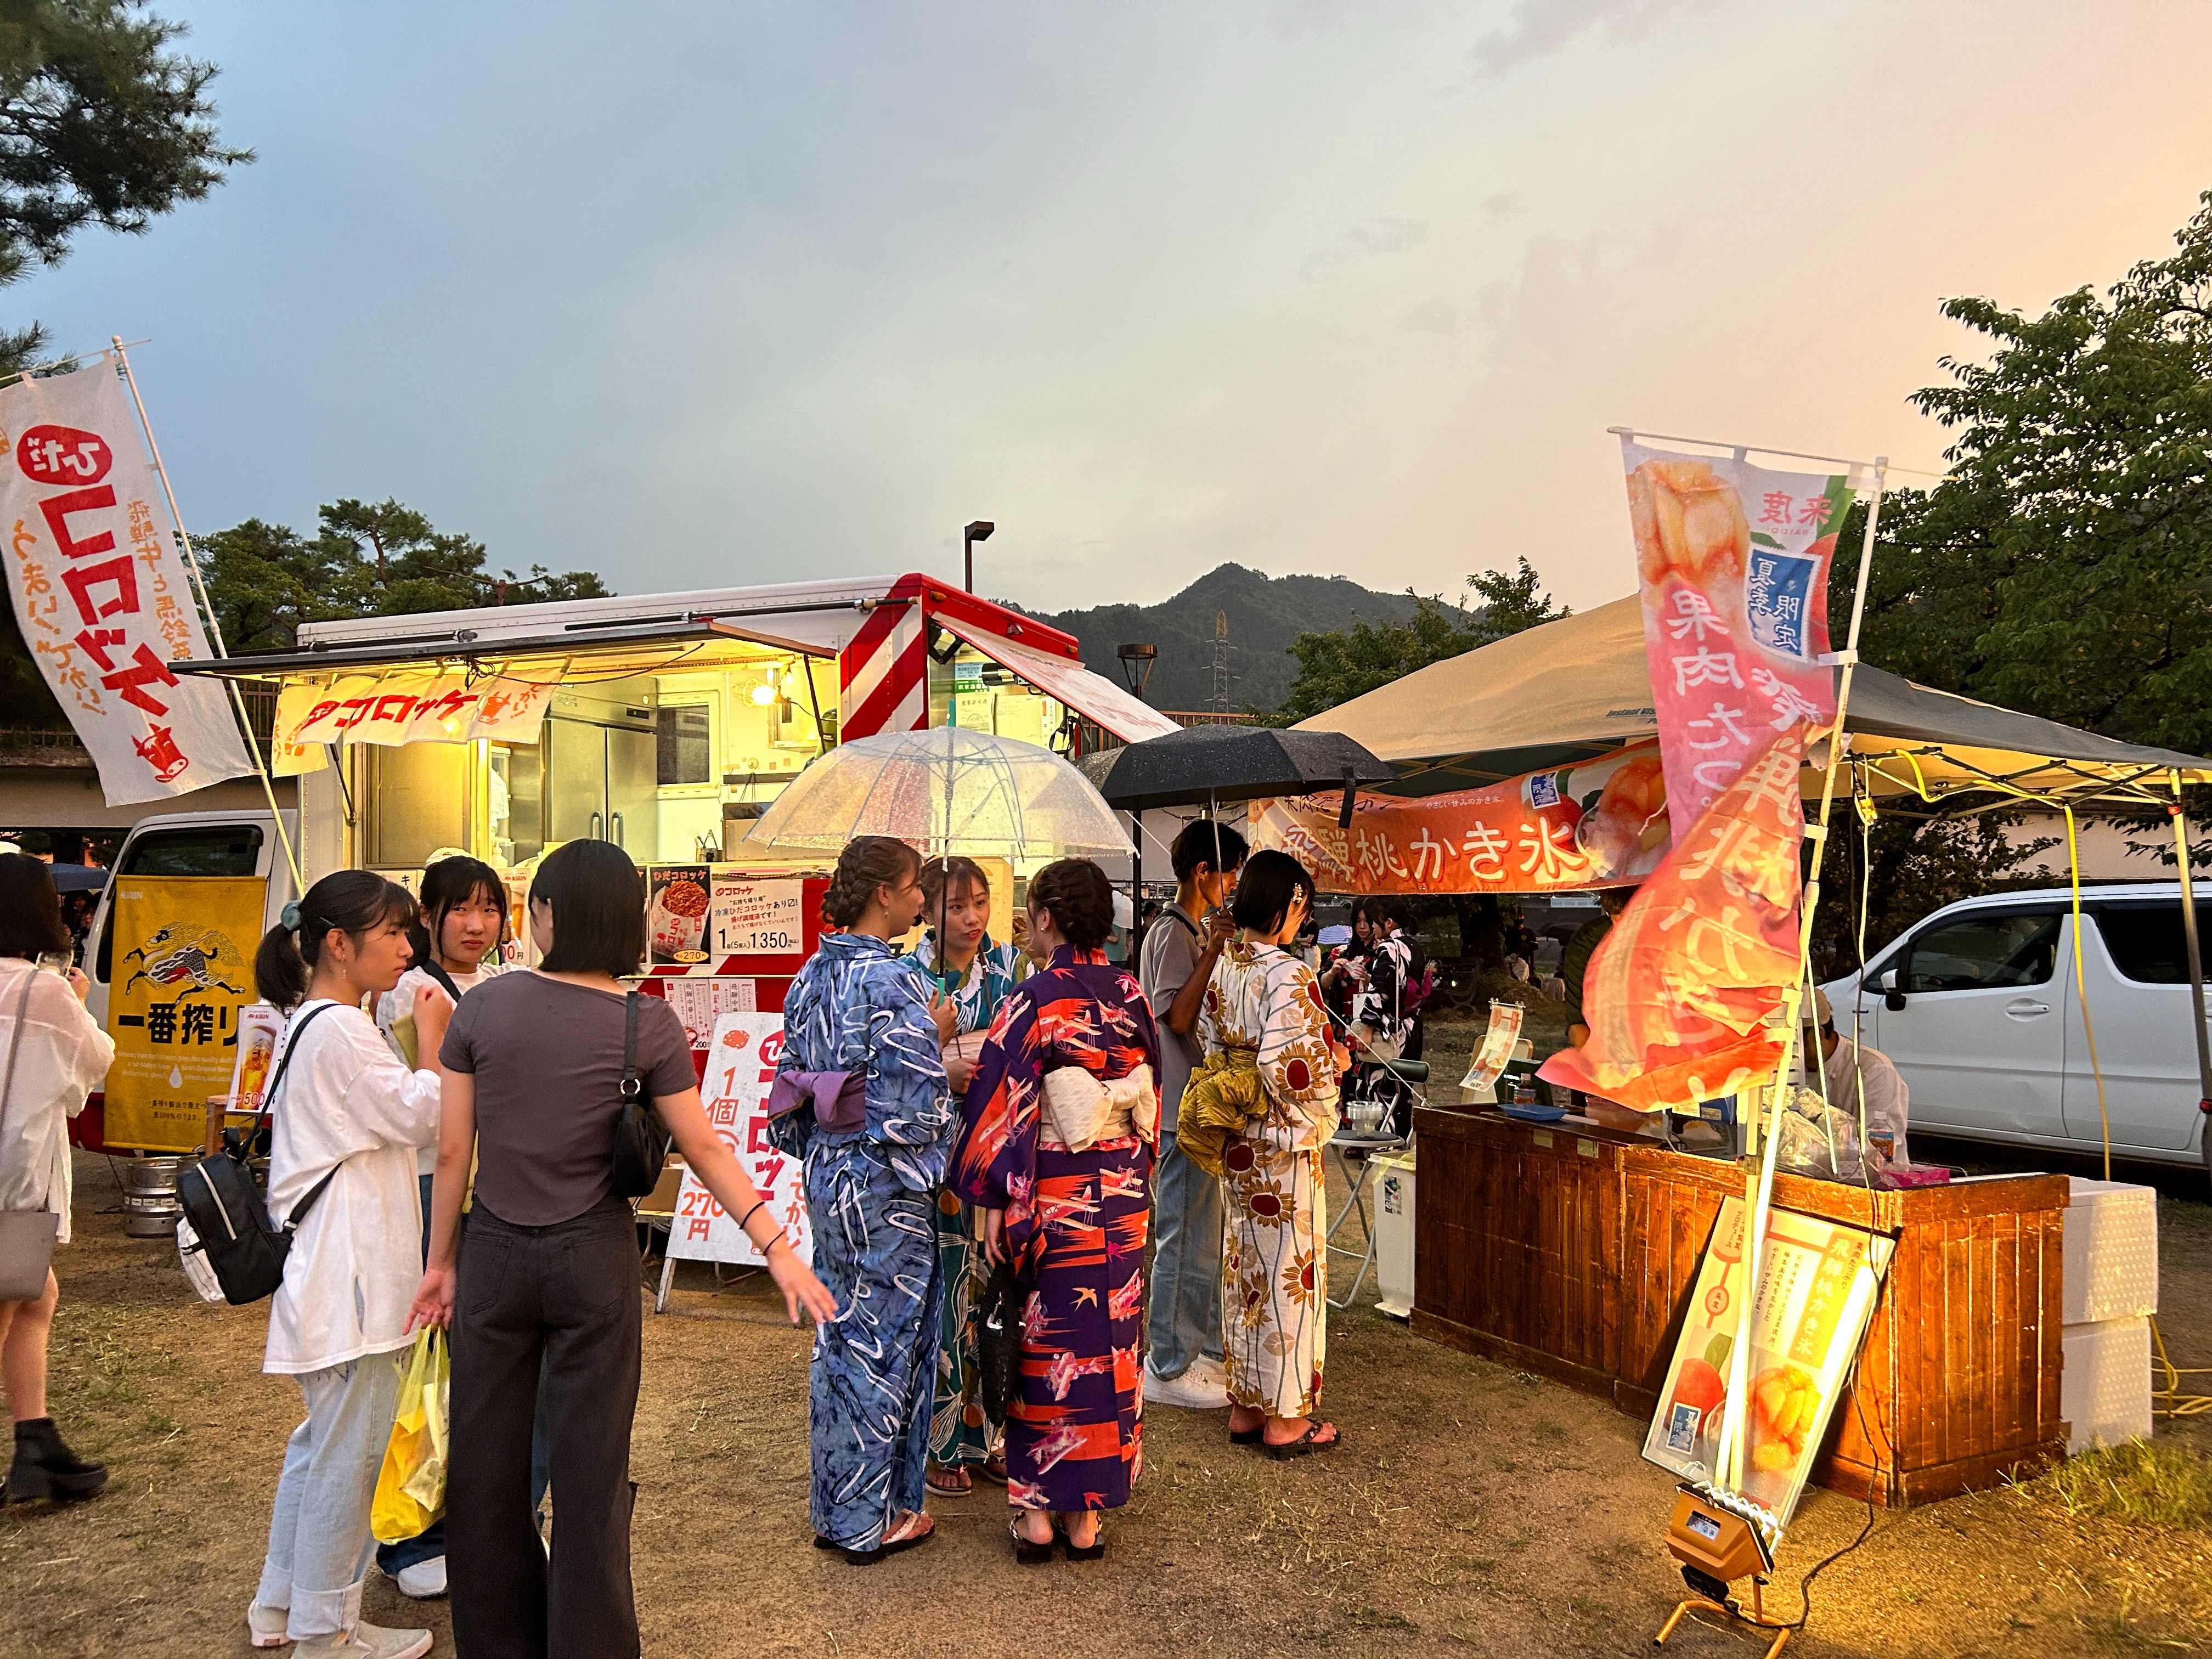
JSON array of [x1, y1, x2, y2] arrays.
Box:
[[170, 575, 894, 680], [930, 613, 1181, 744], [1295, 594, 2212, 806]]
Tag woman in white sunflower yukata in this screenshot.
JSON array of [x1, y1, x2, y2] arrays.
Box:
[[1198, 849, 1348, 1459]]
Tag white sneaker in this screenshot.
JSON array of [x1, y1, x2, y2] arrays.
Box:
[[1183, 1355, 1229, 1392], [247, 1601, 290, 1647], [294, 1621, 433, 1659], [393, 1556, 447, 1599], [1143, 1358, 1229, 1409]]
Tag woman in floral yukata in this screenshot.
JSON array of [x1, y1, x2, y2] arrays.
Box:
[[1200, 849, 1349, 1459], [955, 859, 1160, 1562], [771, 836, 959, 1565], [905, 854, 1028, 1498]]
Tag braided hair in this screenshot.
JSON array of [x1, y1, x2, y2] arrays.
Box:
[[822, 836, 921, 928]]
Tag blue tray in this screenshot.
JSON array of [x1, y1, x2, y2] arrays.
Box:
[[1499, 1101, 1568, 1124]]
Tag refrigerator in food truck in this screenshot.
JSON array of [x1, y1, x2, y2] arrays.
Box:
[[545, 684, 659, 859]]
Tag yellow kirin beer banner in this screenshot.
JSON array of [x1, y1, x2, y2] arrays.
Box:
[[105, 876, 266, 1151]]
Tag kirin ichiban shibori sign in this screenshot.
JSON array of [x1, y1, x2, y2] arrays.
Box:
[[0, 356, 253, 805]]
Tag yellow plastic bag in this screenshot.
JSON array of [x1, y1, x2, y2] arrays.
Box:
[[371, 1329, 449, 1544]]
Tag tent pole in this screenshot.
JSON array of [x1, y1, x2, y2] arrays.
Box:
[[2171, 782, 2212, 1115]]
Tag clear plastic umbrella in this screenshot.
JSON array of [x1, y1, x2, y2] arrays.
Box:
[[738, 725, 1130, 861]]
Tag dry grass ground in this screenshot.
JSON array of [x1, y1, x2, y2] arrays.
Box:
[[3, 1141, 2210, 1659]]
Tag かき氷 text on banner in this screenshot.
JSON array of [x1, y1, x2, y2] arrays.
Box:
[[1246, 741, 1670, 895], [1624, 439, 1850, 823], [0, 356, 253, 805]]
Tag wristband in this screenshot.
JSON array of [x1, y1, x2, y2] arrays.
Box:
[[735, 1199, 769, 1234]]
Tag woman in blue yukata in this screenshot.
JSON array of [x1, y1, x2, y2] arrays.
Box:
[[905, 855, 1029, 1499], [771, 836, 959, 1564], [955, 859, 1161, 1564]]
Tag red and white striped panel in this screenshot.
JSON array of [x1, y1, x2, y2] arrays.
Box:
[[839, 585, 928, 738]]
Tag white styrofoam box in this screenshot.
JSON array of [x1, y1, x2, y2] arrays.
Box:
[[2061, 1315, 2154, 1454], [2063, 1177, 2159, 1325], [1372, 1151, 1415, 1321]]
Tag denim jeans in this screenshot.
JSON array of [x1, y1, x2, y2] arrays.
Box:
[[1145, 1130, 1224, 1379], [256, 1351, 408, 1640]]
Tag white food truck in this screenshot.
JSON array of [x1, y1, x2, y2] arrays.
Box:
[[80, 572, 1172, 1152]]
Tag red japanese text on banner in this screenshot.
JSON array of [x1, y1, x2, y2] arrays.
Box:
[[1623, 439, 1852, 822], [270, 670, 556, 774], [0, 355, 253, 805], [1538, 728, 1807, 1112], [1247, 741, 1669, 895]]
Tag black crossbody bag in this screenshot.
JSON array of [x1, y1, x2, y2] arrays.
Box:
[[177, 1003, 339, 1306], [608, 991, 671, 1199]]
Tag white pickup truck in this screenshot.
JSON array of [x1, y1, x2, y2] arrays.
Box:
[[1819, 882, 2212, 1177]]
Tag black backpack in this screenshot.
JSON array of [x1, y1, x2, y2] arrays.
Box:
[[177, 1004, 341, 1307]]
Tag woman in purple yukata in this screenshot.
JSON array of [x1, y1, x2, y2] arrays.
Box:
[[954, 859, 1160, 1564]]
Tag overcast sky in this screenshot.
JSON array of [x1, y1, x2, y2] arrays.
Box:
[[19, 1, 2212, 616]]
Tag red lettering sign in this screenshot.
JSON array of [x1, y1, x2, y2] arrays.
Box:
[[38, 485, 119, 560], [17, 425, 114, 486]]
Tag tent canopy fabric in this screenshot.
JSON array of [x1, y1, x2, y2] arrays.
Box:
[[1295, 594, 2212, 806]]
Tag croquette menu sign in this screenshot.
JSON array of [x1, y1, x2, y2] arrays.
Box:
[[1246, 740, 1669, 895], [0, 356, 254, 805]]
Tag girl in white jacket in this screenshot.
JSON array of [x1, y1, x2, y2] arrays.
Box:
[[245, 872, 453, 1659]]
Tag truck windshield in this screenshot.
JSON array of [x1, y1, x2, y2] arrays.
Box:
[[95, 826, 266, 981]]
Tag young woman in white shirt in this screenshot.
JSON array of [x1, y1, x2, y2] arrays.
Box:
[[369, 854, 515, 1601], [0, 855, 116, 1507], [245, 871, 454, 1659]]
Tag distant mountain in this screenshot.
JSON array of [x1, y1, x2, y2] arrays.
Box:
[[1031, 564, 1425, 716]]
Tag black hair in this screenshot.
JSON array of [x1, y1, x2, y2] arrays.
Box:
[[412, 855, 510, 973], [1232, 849, 1314, 937], [822, 836, 921, 928], [1369, 896, 1414, 934], [1170, 819, 1248, 883], [255, 870, 419, 1009], [530, 839, 647, 977], [919, 854, 990, 910], [0, 855, 68, 958], [1027, 859, 1114, 950]]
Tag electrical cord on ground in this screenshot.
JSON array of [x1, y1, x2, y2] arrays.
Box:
[[2152, 1319, 2212, 1419]]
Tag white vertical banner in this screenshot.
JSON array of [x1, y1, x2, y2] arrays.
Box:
[[0, 354, 253, 804], [665, 1011, 814, 1268]]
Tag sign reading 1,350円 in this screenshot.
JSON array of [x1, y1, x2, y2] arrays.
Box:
[[712, 876, 804, 956]]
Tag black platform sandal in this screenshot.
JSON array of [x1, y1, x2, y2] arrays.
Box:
[[1011, 1517, 1057, 1565]]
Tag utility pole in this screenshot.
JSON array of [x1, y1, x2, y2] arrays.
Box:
[[1211, 610, 1237, 714]]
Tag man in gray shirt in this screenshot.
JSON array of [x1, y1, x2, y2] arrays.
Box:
[[1140, 819, 1246, 1408]]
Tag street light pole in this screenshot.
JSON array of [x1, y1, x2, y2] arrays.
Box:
[[963, 520, 995, 592]]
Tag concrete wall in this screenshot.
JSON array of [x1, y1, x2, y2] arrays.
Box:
[[0, 764, 296, 831]]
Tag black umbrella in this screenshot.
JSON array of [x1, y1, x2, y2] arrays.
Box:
[[1080, 724, 1394, 817], [48, 864, 109, 894]]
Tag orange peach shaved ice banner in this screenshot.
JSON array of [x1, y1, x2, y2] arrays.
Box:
[[1539, 727, 1808, 1113]]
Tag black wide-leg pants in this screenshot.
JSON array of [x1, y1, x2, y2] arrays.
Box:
[[448, 1193, 642, 1659]]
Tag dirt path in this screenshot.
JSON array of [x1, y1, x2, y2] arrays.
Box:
[[4, 1149, 2209, 1658]]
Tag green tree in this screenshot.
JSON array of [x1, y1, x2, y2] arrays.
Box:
[[197, 496, 614, 653], [1830, 189, 2212, 752], [0, 0, 251, 374], [1811, 190, 2212, 953], [1268, 556, 1567, 725]]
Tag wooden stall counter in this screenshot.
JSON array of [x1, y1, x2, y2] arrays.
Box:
[[1410, 1104, 2068, 1508]]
